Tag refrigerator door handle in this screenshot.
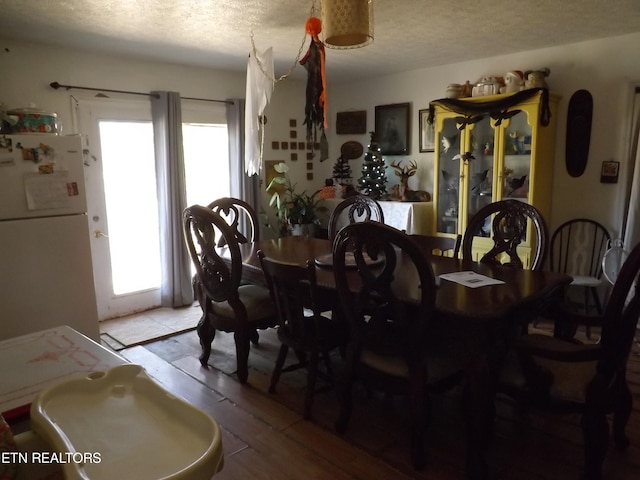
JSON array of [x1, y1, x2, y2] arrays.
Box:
[[94, 230, 109, 238]]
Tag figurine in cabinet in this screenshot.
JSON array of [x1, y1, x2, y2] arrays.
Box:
[[441, 133, 458, 153]]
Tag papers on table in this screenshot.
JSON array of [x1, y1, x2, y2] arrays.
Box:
[[438, 271, 505, 288]]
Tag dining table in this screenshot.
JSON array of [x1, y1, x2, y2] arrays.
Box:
[[222, 235, 572, 479]]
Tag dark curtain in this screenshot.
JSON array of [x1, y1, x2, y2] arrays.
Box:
[[227, 98, 260, 235]]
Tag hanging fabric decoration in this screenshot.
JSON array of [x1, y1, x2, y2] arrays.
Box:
[[244, 47, 275, 176], [300, 16, 329, 161]]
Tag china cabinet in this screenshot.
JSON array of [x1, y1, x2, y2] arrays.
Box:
[[430, 89, 559, 266]]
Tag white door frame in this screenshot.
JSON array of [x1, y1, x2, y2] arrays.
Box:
[[74, 97, 161, 320]]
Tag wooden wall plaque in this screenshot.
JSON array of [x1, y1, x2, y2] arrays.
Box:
[[565, 89, 593, 177], [336, 110, 367, 135]]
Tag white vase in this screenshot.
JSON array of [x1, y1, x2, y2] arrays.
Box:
[[291, 224, 317, 237]]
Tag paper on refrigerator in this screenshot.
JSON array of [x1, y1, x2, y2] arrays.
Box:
[[24, 171, 74, 210]]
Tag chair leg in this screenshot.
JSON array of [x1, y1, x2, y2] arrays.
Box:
[[269, 344, 289, 394], [612, 381, 632, 450], [590, 286, 604, 314], [293, 349, 308, 366], [583, 287, 592, 339], [234, 331, 251, 384], [581, 412, 609, 480], [321, 350, 333, 376], [409, 374, 427, 470], [335, 348, 356, 433], [197, 315, 215, 367], [582, 388, 610, 480], [462, 357, 493, 480], [335, 383, 353, 433], [303, 351, 320, 420]]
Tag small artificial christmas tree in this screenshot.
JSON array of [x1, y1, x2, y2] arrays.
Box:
[[357, 131, 387, 199], [332, 154, 352, 186]]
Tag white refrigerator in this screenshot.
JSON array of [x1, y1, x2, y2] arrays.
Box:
[[0, 134, 100, 341]]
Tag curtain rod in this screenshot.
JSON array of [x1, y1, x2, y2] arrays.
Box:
[[49, 82, 233, 104]]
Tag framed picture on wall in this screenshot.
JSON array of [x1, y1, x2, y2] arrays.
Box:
[[600, 160, 620, 183], [375, 103, 410, 155], [336, 110, 367, 134], [418, 109, 435, 152]]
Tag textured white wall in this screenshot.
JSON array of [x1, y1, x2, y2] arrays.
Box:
[[0, 38, 249, 131], [320, 32, 640, 237], [2, 32, 640, 238]]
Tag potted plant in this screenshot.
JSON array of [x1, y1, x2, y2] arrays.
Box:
[[266, 162, 324, 236]]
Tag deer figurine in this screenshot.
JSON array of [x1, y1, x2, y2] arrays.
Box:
[[389, 160, 431, 202]]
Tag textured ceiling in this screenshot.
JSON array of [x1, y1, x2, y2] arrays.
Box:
[[1, 0, 639, 82]]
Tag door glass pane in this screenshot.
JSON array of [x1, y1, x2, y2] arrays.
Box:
[[99, 121, 161, 295], [437, 118, 461, 234], [183, 123, 230, 275], [183, 124, 230, 206]]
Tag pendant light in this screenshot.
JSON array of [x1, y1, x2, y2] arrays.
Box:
[[321, 0, 374, 49]]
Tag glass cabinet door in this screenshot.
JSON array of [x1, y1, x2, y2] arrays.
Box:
[[436, 117, 461, 234], [501, 109, 532, 202], [466, 115, 496, 237], [430, 90, 558, 266]]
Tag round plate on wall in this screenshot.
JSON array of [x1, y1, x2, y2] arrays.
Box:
[[565, 89, 593, 177], [340, 141, 364, 160]]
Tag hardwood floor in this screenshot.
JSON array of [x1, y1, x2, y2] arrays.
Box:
[[113, 318, 640, 480]]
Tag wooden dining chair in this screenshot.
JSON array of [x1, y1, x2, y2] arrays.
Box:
[[258, 251, 347, 420], [183, 204, 278, 383], [410, 233, 462, 258], [195, 196, 264, 341], [328, 194, 384, 241], [332, 221, 464, 470], [500, 241, 640, 480], [550, 218, 611, 315], [462, 199, 549, 270]]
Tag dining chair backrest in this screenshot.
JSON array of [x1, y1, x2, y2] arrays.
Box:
[[258, 251, 346, 419], [183, 204, 242, 303], [550, 218, 611, 279], [183, 204, 278, 383], [502, 241, 640, 478], [207, 197, 260, 247], [527, 240, 640, 393], [333, 221, 437, 366], [258, 254, 324, 340], [328, 195, 385, 241], [579, 242, 640, 468], [549, 218, 612, 320], [598, 240, 640, 372], [410, 233, 461, 258], [462, 199, 548, 270], [332, 221, 453, 469]]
